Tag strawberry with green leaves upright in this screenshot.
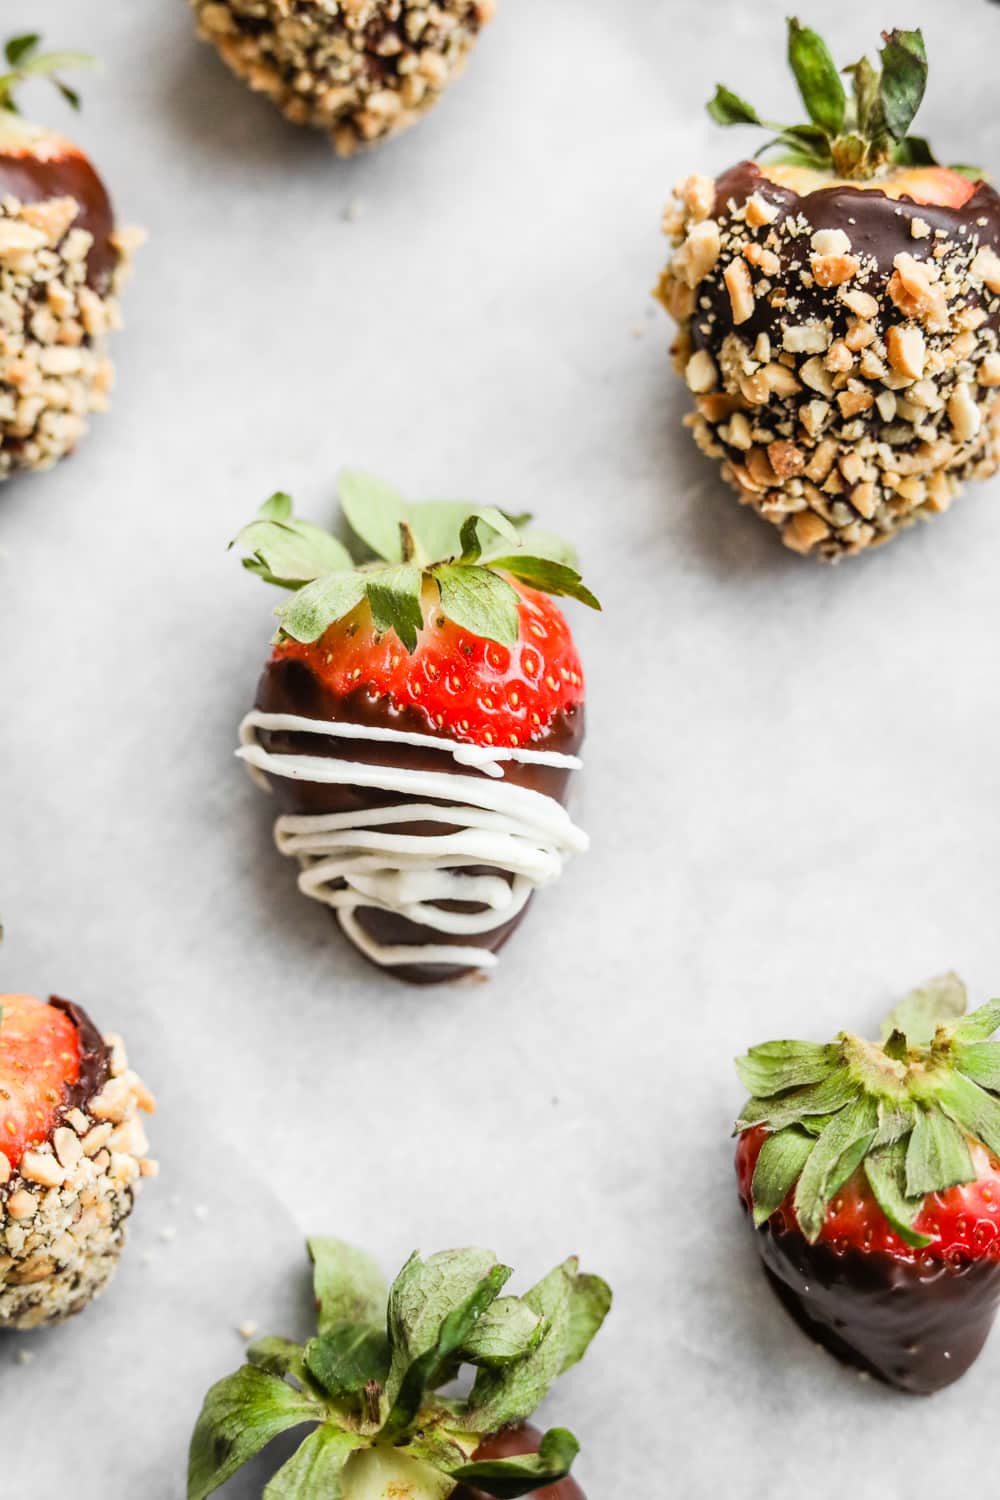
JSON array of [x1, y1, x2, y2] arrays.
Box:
[[735, 975, 1000, 1393], [188, 1238, 610, 1500], [658, 21, 1000, 559], [234, 471, 600, 985], [0, 35, 139, 480]]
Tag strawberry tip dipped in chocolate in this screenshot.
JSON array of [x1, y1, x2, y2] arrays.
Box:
[[657, 21, 1000, 559], [234, 470, 600, 984], [0, 35, 141, 481], [188, 1237, 609, 1500], [735, 974, 1000, 1393], [189, 0, 494, 157], [0, 991, 155, 1328]]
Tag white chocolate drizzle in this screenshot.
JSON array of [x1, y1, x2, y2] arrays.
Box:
[[237, 710, 588, 971]]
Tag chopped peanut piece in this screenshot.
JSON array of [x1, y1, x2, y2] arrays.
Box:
[[723, 257, 755, 324]]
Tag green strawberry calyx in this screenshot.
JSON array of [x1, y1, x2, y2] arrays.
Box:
[[708, 20, 981, 182], [735, 973, 1000, 1248], [188, 1238, 612, 1500], [0, 33, 95, 119], [231, 470, 601, 654]]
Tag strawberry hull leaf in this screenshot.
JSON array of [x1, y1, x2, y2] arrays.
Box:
[[878, 28, 928, 143], [339, 470, 408, 562], [487, 556, 601, 611], [707, 84, 762, 127], [261, 1425, 360, 1499], [879, 973, 967, 1047], [460, 1297, 544, 1368], [275, 572, 367, 644], [750, 1126, 814, 1226], [905, 1108, 974, 1198], [561, 1271, 613, 1374], [434, 564, 522, 648], [385, 1262, 513, 1435], [863, 1140, 932, 1249], [787, 18, 845, 136], [247, 1336, 311, 1387], [309, 1237, 388, 1334], [365, 564, 424, 654], [237, 517, 354, 588], [187, 1367, 323, 1500], [451, 1429, 581, 1499], [304, 1324, 390, 1402]]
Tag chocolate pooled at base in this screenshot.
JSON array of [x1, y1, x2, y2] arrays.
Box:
[[255, 654, 584, 985], [748, 1205, 1000, 1395]]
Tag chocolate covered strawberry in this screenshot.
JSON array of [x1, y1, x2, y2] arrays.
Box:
[[735, 974, 1000, 1392], [234, 471, 599, 984], [190, 0, 494, 157], [657, 22, 1000, 559], [0, 36, 140, 481], [0, 991, 155, 1328], [189, 1237, 610, 1500]]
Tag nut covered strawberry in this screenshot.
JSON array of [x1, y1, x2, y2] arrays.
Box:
[[189, 1238, 610, 1500], [190, 0, 494, 157], [657, 22, 1000, 559], [0, 36, 140, 481], [234, 471, 600, 984], [735, 974, 1000, 1392], [0, 992, 155, 1329]]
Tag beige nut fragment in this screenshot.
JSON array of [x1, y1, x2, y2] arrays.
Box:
[[949, 383, 982, 443], [20, 1150, 65, 1189], [745, 192, 779, 228], [979, 352, 1000, 387], [886, 323, 926, 381], [685, 349, 718, 393], [811, 253, 860, 288], [675, 220, 721, 289], [723, 258, 755, 324], [783, 324, 830, 355], [783, 511, 831, 554], [971, 246, 1000, 295]]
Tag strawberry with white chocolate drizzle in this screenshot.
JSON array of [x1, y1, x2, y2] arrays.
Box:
[[658, 21, 1000, 559], [234, 471, 600, 984]]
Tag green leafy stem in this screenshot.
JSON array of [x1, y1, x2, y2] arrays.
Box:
[[188, 1238, 611, 1500], [708, 20, 981, 181], [735, 975, 1000, 1246], [231, 469, 600, 653], [0, 33, 95, 115]]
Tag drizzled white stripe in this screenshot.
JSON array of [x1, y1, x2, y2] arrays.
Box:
[[237, 711, 587, 971]]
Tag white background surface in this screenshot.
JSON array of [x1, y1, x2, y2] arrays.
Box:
[[2, 1, 1000, 1495]]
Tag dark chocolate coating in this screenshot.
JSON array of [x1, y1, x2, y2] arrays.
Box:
[[255, 656, 584, 984], [453, 1423, 586, 1500], [48, 996, 111, 1113], [750, 1211, 1000, 1394], [709, 160, 1000, 340], [0, 146, 117, 292]]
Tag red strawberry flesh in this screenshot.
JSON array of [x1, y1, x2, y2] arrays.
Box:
[[0, 993, 82, 1172], [274, 582, 584, 751]]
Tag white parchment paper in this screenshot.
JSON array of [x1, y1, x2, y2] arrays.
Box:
[[3, 1, 1000, 1496]]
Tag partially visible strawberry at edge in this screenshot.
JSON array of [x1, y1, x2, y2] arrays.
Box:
[[0, 994, 81, 1172]]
